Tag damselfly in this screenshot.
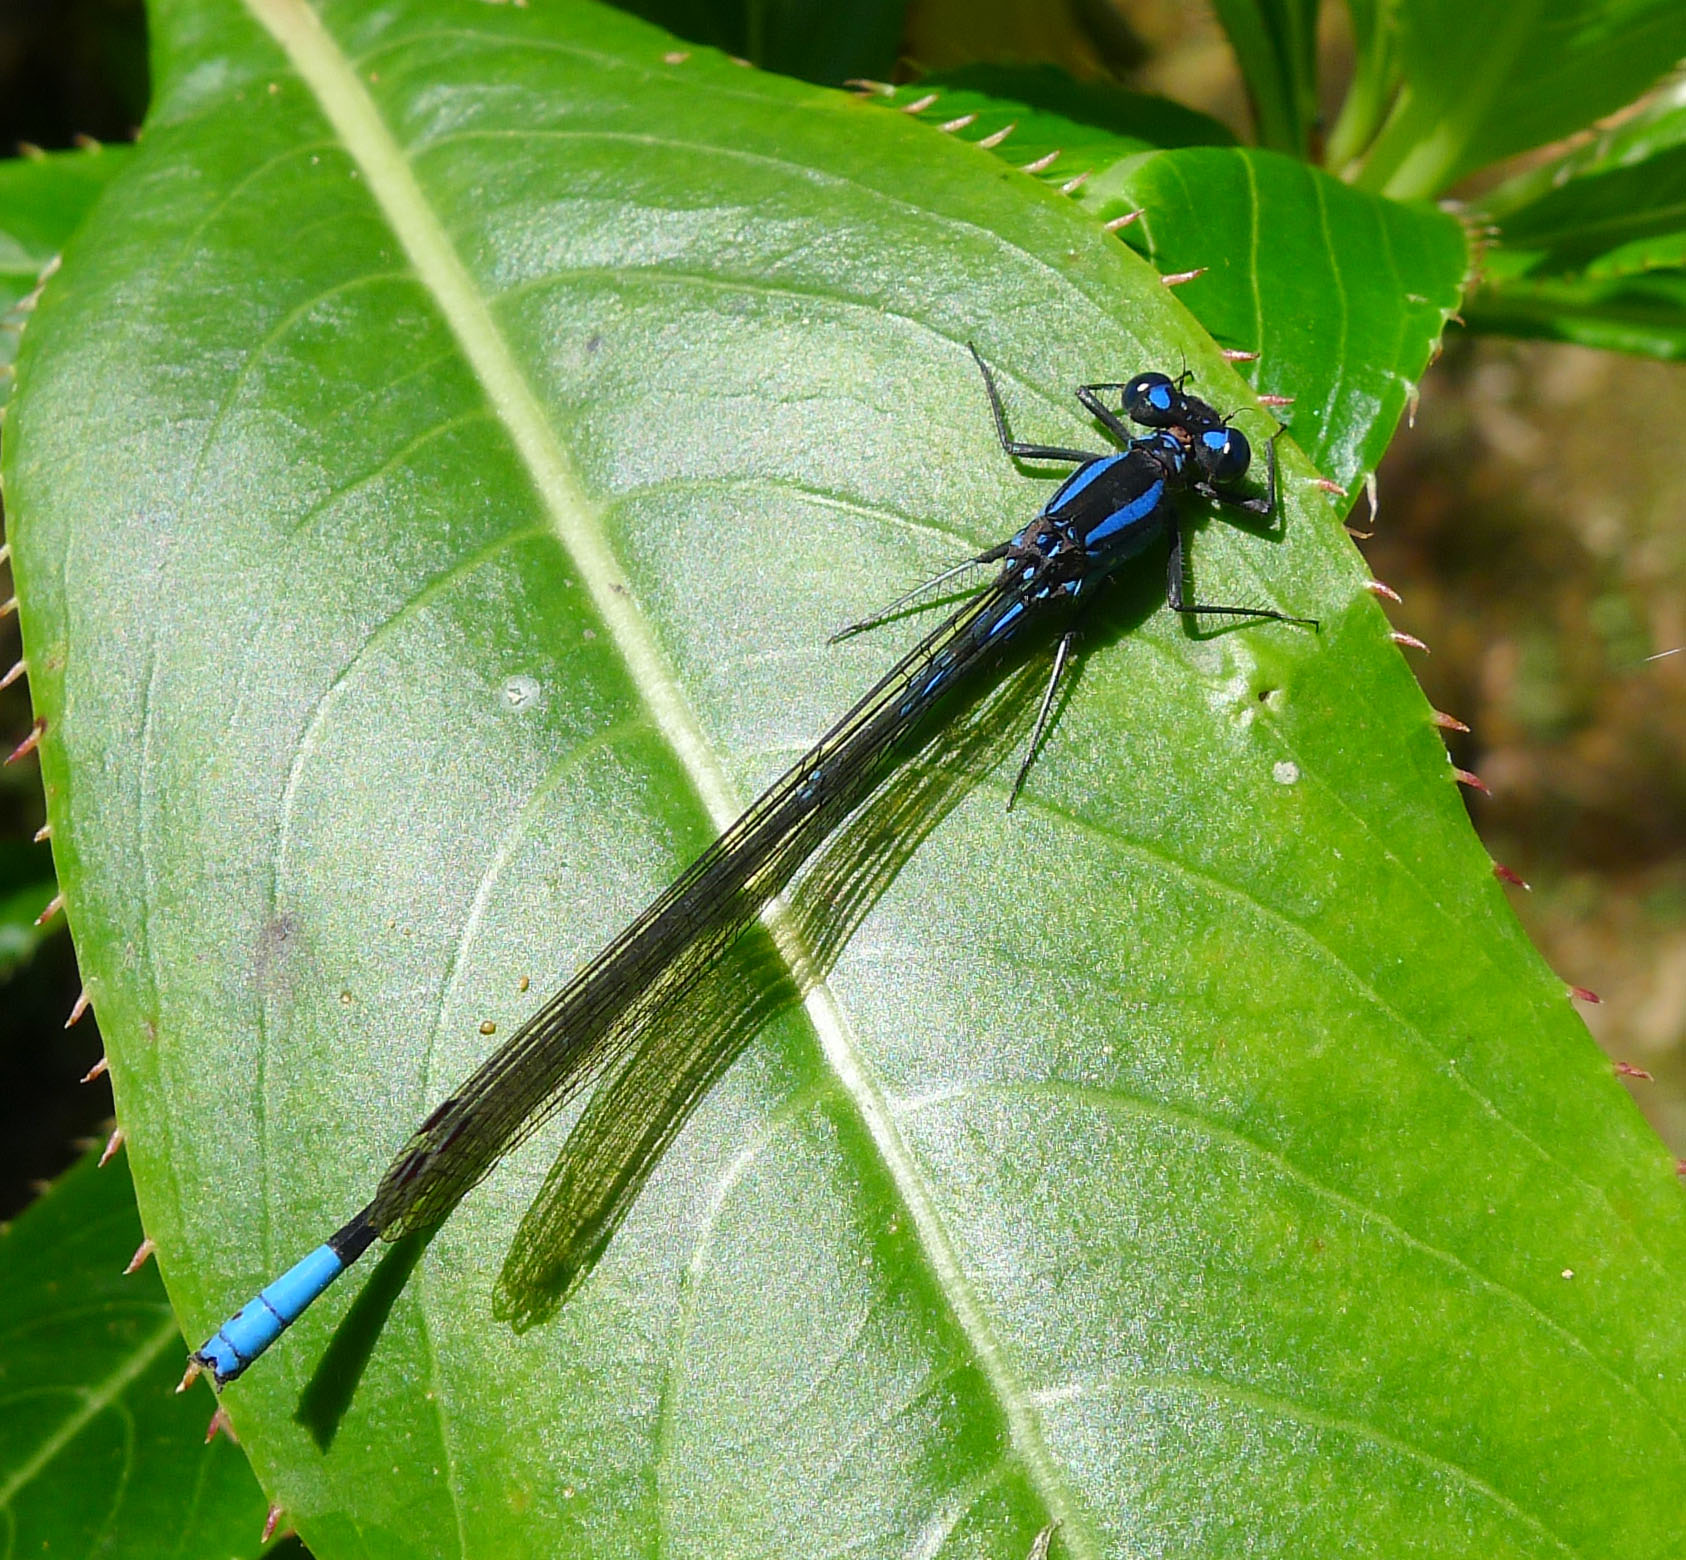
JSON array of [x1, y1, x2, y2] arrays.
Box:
[[187, 345, 1314, 1389]]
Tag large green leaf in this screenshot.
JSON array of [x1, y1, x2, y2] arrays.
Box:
[[6, 2, 1685, 1557], [0, 1149, 272, 1555]]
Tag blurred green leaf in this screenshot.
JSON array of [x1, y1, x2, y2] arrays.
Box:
[[1356, 0, 1686, 199], [5, 2, 1685, 1558], [1479, 81, 1686, 279], [1324, 0, 1397, 172], [1466, 81, 1686, 358], [1207, 0, 1321, 157], [0, 1149, 271, 1555], [609, 0, 908, 83], [0, 841, 56, 980], [1463, 269, 1686, 358], [0, 144, 132, 377]]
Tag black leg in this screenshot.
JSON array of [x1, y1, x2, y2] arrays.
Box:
[[1074, 385, 1137, 445], [1008, 628, 1079, 810], [831, 544, 1008, 643], [1165, 525, 1318, 629], [968, 343, 1100, 465]]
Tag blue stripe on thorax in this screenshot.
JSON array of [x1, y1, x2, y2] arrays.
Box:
[[1085, 477, 1166, 552]]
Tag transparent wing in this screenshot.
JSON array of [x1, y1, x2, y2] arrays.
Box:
[[371, 573, 1045, 1237]]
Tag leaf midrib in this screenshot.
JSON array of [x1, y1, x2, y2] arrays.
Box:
[[239, 0, 1090, 1549]]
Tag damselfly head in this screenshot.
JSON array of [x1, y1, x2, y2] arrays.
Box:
[[1121, 371, 1179, 427], [1193, 424, 1251, 484]]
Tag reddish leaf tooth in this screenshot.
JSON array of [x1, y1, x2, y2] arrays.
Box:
[[123, 1237, 157, 1276], [1161, 266, 1206, 286], [1104, 209, 1142, 231], [1020, 149, 1061, 175], [1452, 768, 1490, 795], [1569, 986, 1602, 1005], [1391, 631, 1430, 654], [6, 718, 44, 765], [1430, 709, 1470, 733], [1614, 1061, 1653, 1081], [98, 1125, 125, 1166], [1363, 579, 1402, 604], [1492, 862, 1530, 889], [205, 1405, 238, 1445]]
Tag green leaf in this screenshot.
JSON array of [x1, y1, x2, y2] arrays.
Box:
[[1324, 0, 1397, 173], [1462, 268, 1686, 358], [0, 841, 57, 981], [1357, 0, 1686, 199], [1207, 0, 1321, 157], [1084, 146, 1468, 490], [6, 2, 1685, 1557], [1464, 83, 1686, 358], [0, 144, 133, 378], [608, 0, 908, 85], [0, 1149, 272, 1554], [1479, 81, 1686, 279]]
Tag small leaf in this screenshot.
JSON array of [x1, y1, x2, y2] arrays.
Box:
[[1088, 146, 1468, 488], [0, 840, 57, 980], [0, 1150, 271, 1554], [0, 144, 132, 377], [1207, 0, 1321, 157], [869, 64, 1236, 157], [1466, 83, 1686, 358], [1479, 82, 1686, 279], [1463, 269, 1686, 359], [866, 79, 1469, 491]]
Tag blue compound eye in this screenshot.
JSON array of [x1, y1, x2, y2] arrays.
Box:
[[1122, 372, 1178, 427], [1197, 425, 1251, 483]]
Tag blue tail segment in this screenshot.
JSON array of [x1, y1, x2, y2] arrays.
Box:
[[190, 1207, 377, 1388]]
